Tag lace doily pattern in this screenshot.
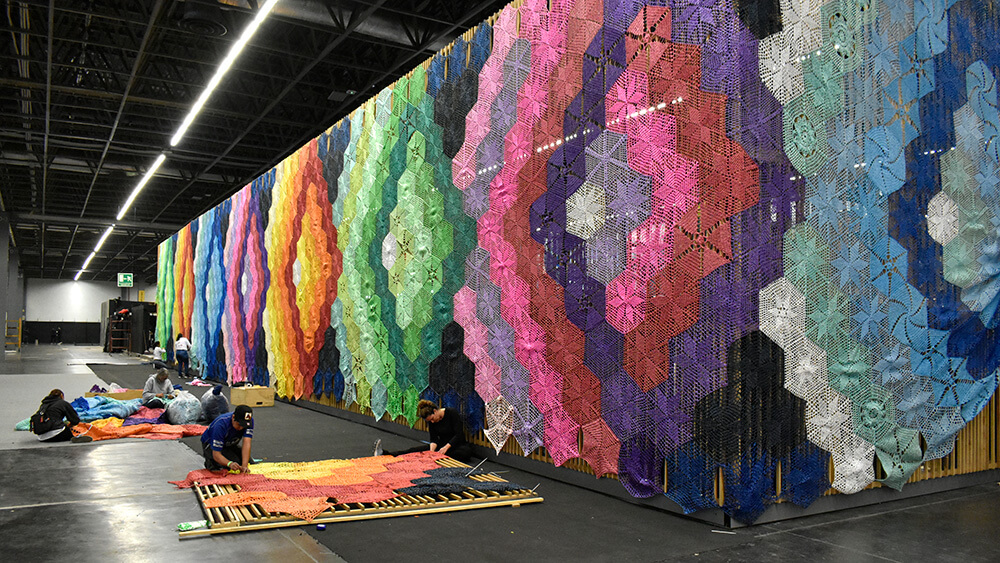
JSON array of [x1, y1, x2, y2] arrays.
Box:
[[156, 0, 1000, 525], [263, 140, 343, 400], [770, 0, 1000, 497], [155, 236, 174, 360], [221, 171, 273, 385], [172, 452, 463, 522], [169, 224, 195, 354]]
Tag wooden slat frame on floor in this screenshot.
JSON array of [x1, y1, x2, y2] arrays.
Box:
[[180, 457, 543, 538]]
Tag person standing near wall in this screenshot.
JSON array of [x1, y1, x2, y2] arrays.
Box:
[[174, 333, 192, 378], [150, 341, 167, 369]]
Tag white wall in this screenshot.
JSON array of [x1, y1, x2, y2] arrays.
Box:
[[26, 279, 122, 322], [136, 283, 157, 302]]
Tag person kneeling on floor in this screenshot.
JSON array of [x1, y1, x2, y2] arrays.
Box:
[[201, 404, 254, 473], [30, 389, 84, 443], [380, 399, 473, 463], [142, 367, 176, 408]]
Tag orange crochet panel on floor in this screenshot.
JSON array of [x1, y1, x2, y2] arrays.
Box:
[[173, 452, 544, 537], [172, 451, 449, 521]]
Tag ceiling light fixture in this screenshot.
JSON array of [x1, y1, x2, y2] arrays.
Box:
[[169, 0, 282, 147], [76, 251, 97, 280], [116, 153, 166, 220], [94, 225, 115, 253]]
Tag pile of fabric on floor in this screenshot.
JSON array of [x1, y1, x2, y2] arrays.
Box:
[[71, 395, 142, 421], [87, 383, 134, 394], [170, 451, 524, 521], [15, 395, 207, 441]]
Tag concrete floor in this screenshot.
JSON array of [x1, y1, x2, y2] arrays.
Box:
[[1, 345, 343, 562], [4, 344, 1000, 562]]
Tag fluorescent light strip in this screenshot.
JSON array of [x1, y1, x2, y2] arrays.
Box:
[[75, 225, 114, 279], [79, 251, 96, 273], [102, 1, 280, 280], [169, 0, 281, 147], [94, 225, 115, 252], [116, 153, 166, 220]]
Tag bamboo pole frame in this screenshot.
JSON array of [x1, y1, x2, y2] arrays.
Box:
[[180, 457, 543, 538]]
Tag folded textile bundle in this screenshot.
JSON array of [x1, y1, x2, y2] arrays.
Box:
[[73, 418, 206, 441], [70, 396, 142, 422], [122, 406, 168, 426]]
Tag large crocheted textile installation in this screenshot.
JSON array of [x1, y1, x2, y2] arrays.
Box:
[[158, 0, 1000, 523]]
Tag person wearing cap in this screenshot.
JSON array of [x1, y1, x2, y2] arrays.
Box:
[[142, 368, 176, 408], [201, 405, 254, 473]]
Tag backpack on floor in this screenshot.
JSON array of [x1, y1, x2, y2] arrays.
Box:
[[30, 405, 59, 435]]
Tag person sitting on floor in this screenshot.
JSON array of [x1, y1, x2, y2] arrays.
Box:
[[201, 404, 254, 473], [379, 399, 473, 463], [30, 389, 83, 443], [142, 368, 176, 408]]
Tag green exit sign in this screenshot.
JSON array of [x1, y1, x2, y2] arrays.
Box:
[[117, 273, 134, 287]]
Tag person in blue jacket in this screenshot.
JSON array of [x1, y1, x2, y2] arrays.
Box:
[[201, 404, 254, 472]]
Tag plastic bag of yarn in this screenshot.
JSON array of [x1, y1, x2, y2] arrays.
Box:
[[166, 390, 202, 425], [200, 386, 230, 423]]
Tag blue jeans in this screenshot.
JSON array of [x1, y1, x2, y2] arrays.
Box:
[[175, 349, 189, 378]]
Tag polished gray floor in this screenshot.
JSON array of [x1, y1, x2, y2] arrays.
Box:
[[1, 345, 343, 562], [4, 345, 1000, 562]]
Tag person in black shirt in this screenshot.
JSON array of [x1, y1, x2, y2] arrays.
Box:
[[380, 399, 473, 462], [31, 389, 83, 442]]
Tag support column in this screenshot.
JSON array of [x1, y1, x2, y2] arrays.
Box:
[[9, 255, 24, 320], [0, 216, 9, 359]]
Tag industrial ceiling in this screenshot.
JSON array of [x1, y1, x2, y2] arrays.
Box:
[[1, 0, 509, 283]]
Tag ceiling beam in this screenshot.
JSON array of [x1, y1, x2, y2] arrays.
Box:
[[8, 213, 183, 233], [0, 78, 321, 129], [151, 0, 392, 224], [55, 0, 162, 279], [79, 0, 163, 220]]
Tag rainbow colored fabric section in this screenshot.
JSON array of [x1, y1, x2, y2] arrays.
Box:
[[157, 0, 1000, 523], [171, 451, 444, 521]]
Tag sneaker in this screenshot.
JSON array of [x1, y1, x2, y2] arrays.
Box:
[[373, 439, 383, 456], [71, 435, 93, 443]]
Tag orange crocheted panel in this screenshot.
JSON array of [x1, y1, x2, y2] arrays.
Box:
[[203, 490, 285, 508], [171, 451, 449, 522], [259, 497, 334, 522], [73, 421, 207, 442]]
